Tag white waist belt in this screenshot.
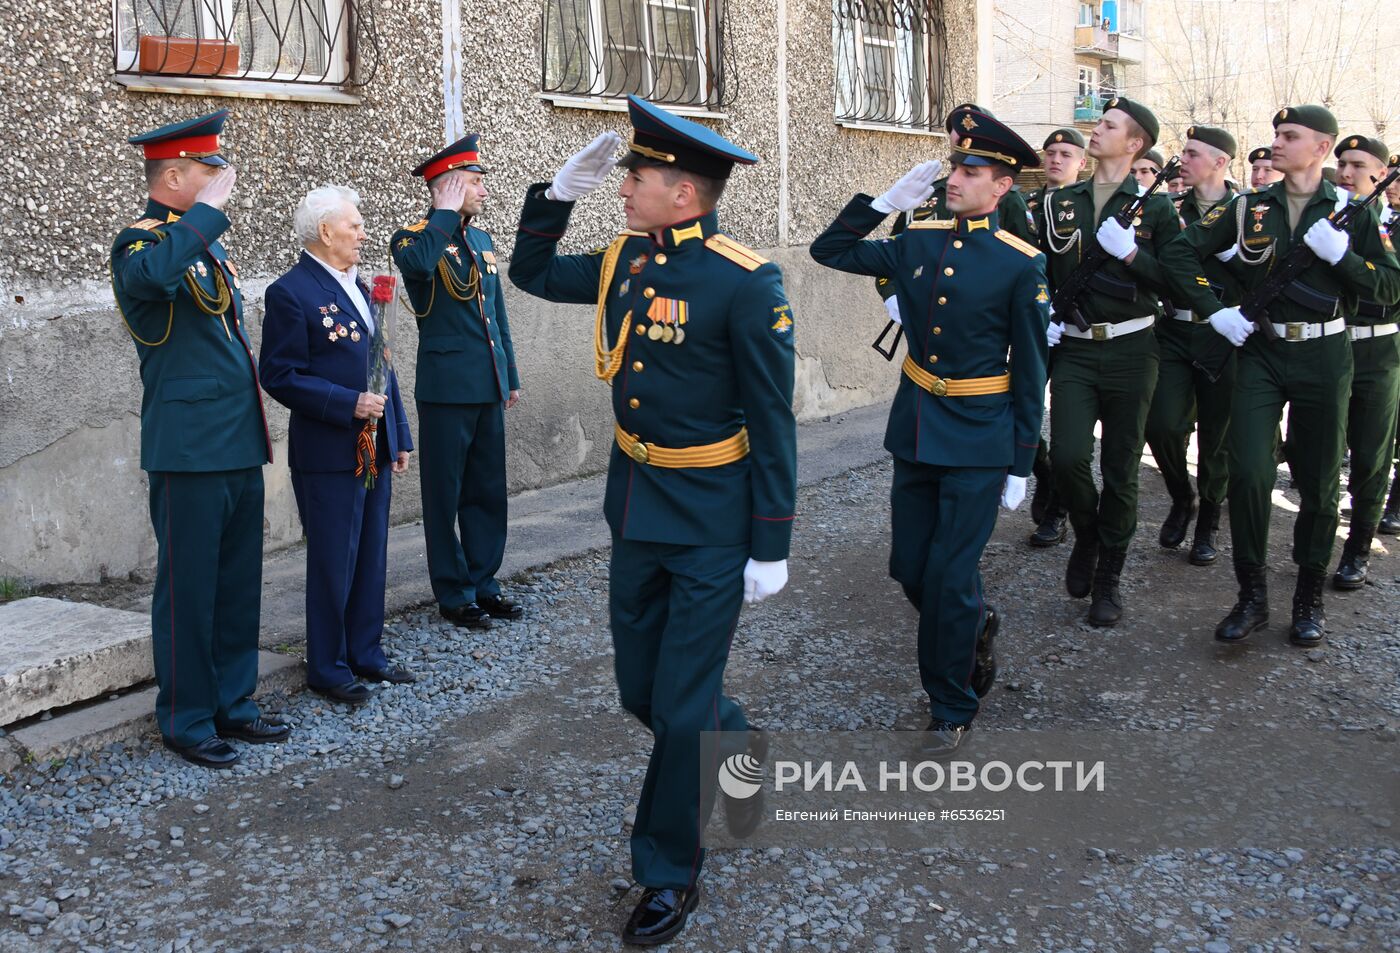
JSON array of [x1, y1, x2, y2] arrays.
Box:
[[1268, 318, 1346, 342], [1348, 323, 1399, 341], [1171, 310, 1208, 323], [1062, 314, 1155, 341]]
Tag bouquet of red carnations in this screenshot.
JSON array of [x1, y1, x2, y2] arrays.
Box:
[[357, 271, 398, 489]]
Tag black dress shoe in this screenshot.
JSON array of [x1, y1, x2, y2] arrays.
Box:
[[308, 681, 376, 705], [1159, 497, 1198, 549], [217, 716, 292, 744], [478, 593, 524, 620], [352, 664, 417, 685], [164, 735, 240, 769], [969, 606, 999, 698], [920, 719, 970, 759], [722, 731, 768, 839], [440, 602, 492, 629], [622, 887, 699, 946], [1065, 534, 1098, 599], [1028, 513, 1068, 548]]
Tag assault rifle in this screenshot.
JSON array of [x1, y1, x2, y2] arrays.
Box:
[[1050, 156, 1181, 332]]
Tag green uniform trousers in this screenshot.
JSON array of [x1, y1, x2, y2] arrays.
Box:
[[889, 458, 1002, 726], [1344, 333, 1400, 526], [609, 535, 749, 891], [1228, 333, 1353, 571], [1145, 317, 1236, 506], [1049, 328, 1160, 551], [417, 401, 507, 609], [148, 468, 263, 747]]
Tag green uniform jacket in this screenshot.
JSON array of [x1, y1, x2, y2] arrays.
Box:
[[876, 181, 1036, 301], [508, 186, 797, 561], [1170, 187, 1243, 309], [1352, 203, 1400, 321], [1037, 176, 1180, 322], [812, 196, 1050, 477], [111, 199, 271, 472], [1161, 179, 1400, 321], [390, 208, 520, 404]]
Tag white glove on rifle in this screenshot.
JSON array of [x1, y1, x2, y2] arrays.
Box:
[[1208, 306, 1253, 346], [1303, 219, 1349, 265], [743, 559, 788, 604], [872, 161, 943, 215], [546, 131, 624, 202], [1214, 243, 1239, 263], [1001, 475, 1027, 510], [1046, 321, 1064, 347], [1096, 217, 1137, 261], [884, 297, 902, 326]]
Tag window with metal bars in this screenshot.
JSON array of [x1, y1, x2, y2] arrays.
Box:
[[833, 0, 946, 130], [541, 0, 735, 109], [112, 0, 380, 88]]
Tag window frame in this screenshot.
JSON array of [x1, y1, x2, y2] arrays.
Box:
[[833, 0, 946, 134]]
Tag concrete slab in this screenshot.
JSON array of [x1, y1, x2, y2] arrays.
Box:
[[7, 650, 302, 762], [0, 598, 152, 725]]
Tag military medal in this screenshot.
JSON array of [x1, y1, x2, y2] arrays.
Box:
[[330, 304, 339, 313], [322, 316, 334, 328], [661, 325, 675, 343], [351, 331, 361, 342], [1252, 206, 1269, 233], [328, 331, 338, 342], [446, 243, 461, 264], [226, 259, 241, 289], [336, 324, 348, 337], [629, 253, 649, 275], [482, 249, 498, 274], [648, 323, 664, 341], [195, 261, 208, 278], [672, 327, 686, 345]]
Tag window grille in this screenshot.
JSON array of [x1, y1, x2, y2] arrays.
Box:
[[833, 0, 947, 130], [113, 0, 381, 87], [541, 0, 736, 109]]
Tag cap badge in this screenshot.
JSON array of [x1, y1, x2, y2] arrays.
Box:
[[961, 114, 978, 131]]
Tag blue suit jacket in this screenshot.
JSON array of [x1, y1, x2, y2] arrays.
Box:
[[260, 253, 412, 473]]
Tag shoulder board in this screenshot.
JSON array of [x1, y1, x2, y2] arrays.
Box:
[[129, 218, 163, 231], [618, 229, 648, 238], [402, 220, 429, 233], [994, 230, 1041, 258], [704, 234, 768, 271], [907, 219, 956, 230]]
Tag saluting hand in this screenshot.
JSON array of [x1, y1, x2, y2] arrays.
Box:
[[432, 174, 471, 212], [548, 131, 624, 203], [872, 161, 943, 215], [195, 167, 237, 211]]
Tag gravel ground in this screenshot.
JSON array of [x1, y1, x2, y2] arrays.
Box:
[[2, 457, 1397, 952]]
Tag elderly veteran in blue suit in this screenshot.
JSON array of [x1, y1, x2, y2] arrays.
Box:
[[811, 107, 1050, 757], [260, 185, 415, 705], [510, 97, 796, 946], [113, 110, 289, 768]]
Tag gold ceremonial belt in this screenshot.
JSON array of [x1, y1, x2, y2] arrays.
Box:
[[902, 355, 1011, 397], [614, 422, 750, 468]]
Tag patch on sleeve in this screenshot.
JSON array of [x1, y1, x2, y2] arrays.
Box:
[[1035, 283, 1050, 304], [1201, 205, 1228, 227], [395, 236, 416, 250], [770, 302, 794, 336]]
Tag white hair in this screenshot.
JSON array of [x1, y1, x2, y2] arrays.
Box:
[[293, 184, 360, 247]]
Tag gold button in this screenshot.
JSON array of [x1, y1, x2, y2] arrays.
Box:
[[632, 361, 644, 372], [933, 327, 942, 335], [944, 267, 954, 276], [937, 296, 947, 305], [628, 398, 640, 409], [643, 287, 656, 299], [953, 240, 964, 249], [635, 324, 647, 335], [654, 253, 667, 265], [929, 355, 939, 364]]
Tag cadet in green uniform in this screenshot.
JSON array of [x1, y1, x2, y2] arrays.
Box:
[[113, 111, 290, 769], [1249, 147, 1284, 190], [1161, 105, 1400, 646], [1027, 128, 1088, 548], [508, 97, 796, 946], [1041, 97, 1181, 626], [1131, 148, 1167, 190], [1145, 126, 1241, 566], [1331, 136, 1400, 588], [1384, 156, 1400, 537], [391, 135, 524, 630], [811, 107, 1049, 756]]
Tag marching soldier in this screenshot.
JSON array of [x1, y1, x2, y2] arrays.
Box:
[[1249, 147, 1283, 189], [391, 134, 524, 631], [1027, 128, 1088, 548], [112, 110, 289, 768], [1131, 148, 1167, 190], [1384, 154, 1400, 537], [811, 108, 1049, 756], [509, 98, 796, 945], [1145, 126, 1241, 566], [1042, 97, 1181, 626], [1161, 106, 1400, 646], [1331, 136, 1400, 589]]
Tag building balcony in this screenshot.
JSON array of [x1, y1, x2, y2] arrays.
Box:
[[1073, 26, 1143, 64], [1074, 94, 1107, 123]]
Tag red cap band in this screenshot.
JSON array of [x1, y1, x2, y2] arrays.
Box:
[[421, 151, 481, 181], [142, 133, 221, 160]]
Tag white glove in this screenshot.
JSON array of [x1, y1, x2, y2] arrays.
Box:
[[743, 558, 788, 604], [884, 296, 902, 326], [1303, 219, 1349, 265], [1046, 321, 1064, 347], [1214, 243, 1239, 263], [872, 161, 943, 215], [546, 131, 624, 202], [1095, 218, 1137, 261], [1208, 306, 1253, 346], [1001, 475, 1027, 510]]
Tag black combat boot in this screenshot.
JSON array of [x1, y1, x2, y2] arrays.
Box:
[[1086, 547, 1127, 627], [970, 605, 1000, 698], [1188, 500, 1222, 566], [1031, 449, 1053, 525], [1331, 524, 1374, 591], [1215, 562, 1269, 642], [1028, 500, 1068, 547], [1159, 496, 1198, 549], [1379, 473, 1400, 536], [1065, 533, 1098, 599], [1288, 568, 1327, 647]]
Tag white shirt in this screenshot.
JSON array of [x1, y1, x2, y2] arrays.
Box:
[[306, 250, 373, 334]]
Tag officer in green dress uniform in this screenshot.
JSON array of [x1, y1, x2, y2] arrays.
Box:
[[1249, 147, 1284, 190], [112, 111, 290, 768], [390, 135, 524, 630], [1161, 105, 1400, 646], [1027, 128, 1088, 548], [508, 97, 796, 946], [1041, 97, 1181, 626], [1330, 136, 1400, 589], [1145, 125, 1241, 566], [811, 107, 1049, 756]]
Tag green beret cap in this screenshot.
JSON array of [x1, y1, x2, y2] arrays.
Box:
[[1043, 128, 1086, 150], [1272, 105, 1339, 137], [1103, 95, 1159, 147], [1335, 134, 1390, 165], [1185, 125, 1237, 159], [1144, 149, 1165, 169], [1247, 147, 1272, 163]]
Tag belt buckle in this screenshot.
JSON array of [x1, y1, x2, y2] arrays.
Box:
[[1092, 324, 1109, 342], [1285, 322, 1304, 341], [930, 377, 948, 397], [628, 440, 650, 464]]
